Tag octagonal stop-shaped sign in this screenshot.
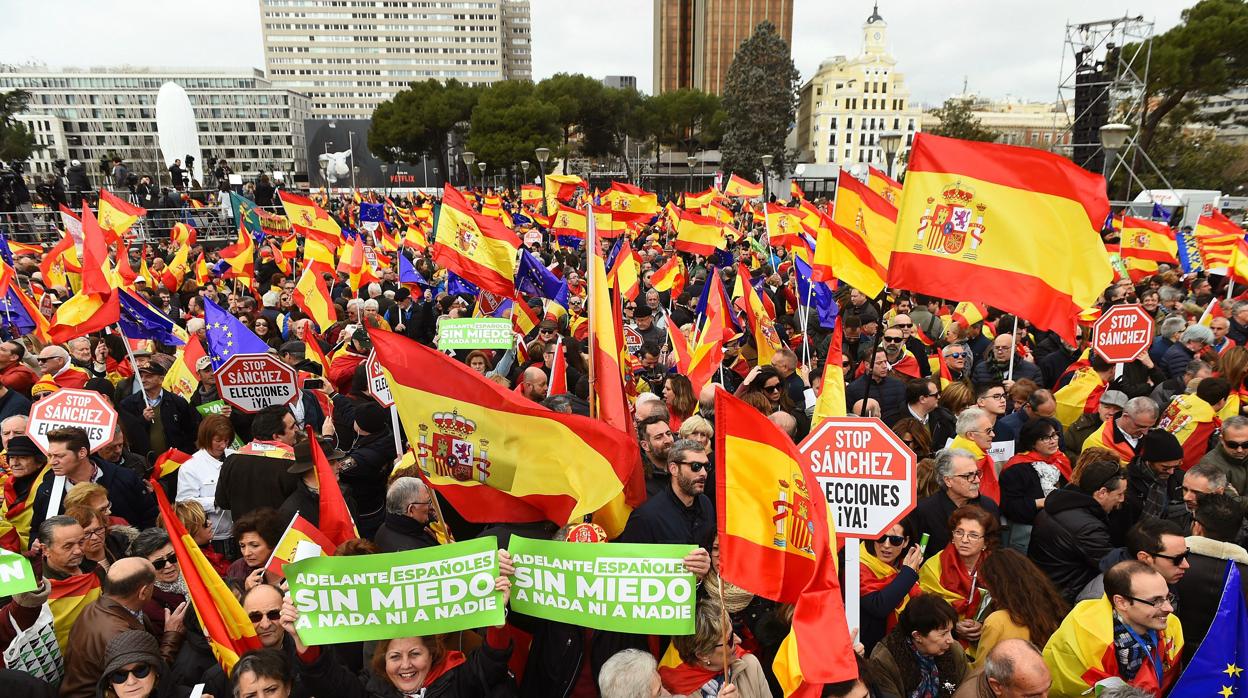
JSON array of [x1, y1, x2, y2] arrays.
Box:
[[797, 416, 916, 538], [26, 388, 119, 454], [1092, 304, 1154, 364], [366, 351, 394, 408], [216, 353, 298, 414]]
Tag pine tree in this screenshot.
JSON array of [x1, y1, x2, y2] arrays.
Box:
[[720, 21, 800, 182]]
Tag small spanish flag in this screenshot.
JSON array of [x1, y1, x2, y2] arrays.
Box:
[[153, 448, 193, 479], [265, 512, 335, 576], [293, 262, 337, 331], [432, 184, 520, 297], [724, 173, 763, 198], [866, 165, 902, 206], [97, 188, 146, 242], [674, 210, 727, 255]]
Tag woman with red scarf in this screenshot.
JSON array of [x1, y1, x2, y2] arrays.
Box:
[[918, 505, 999, 657], [659, 600, 767, 697], [1000, 417, 1072, 553], [859, 522, 923, 655]]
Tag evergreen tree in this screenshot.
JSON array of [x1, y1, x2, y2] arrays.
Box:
[[926, 98, 1000, 143], [720, 21, 800, 181], [0, 90, 36, 162]]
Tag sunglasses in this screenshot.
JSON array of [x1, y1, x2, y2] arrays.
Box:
[[878, 534, 906, 546], [892, 322, 913, 328], [763, 383, 782, 392], [1225, 439, 1248, 450], [947, 352, 970, 359], [1153, 550, 1190, 566], [110, 664, 153, 684], [150, 552, 178, 570], [673, 460, 707, 472], [248, 609, 282, 623], [883, 336, 904, 343]]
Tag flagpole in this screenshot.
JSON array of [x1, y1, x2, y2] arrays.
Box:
[[389, 405, 403, 466], [1007, 316, 1018, 382], [717, 573, 733, 686], [586, 201, 598, 420], [114, 323, 145, 383], [845, 540, 861, 638]]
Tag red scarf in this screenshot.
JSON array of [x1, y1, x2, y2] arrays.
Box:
[[1004, 450, 1072, 481], [422, 651, 467, 688], [937, 544, 983, 618], [658, 646, 747, 694]]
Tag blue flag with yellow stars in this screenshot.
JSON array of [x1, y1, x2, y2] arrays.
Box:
[[1171, 561, 1248, 697], [204, 297, 271, 369]]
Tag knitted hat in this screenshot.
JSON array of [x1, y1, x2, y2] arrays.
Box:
[[5, 435, 41, 458], [1141, 429, 1184, 463], [95, 630, 164, 698], [355, 401, 389, 435]]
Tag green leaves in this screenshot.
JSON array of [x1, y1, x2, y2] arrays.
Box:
[[0, 89, 36, 162], [925, 99, 1001, 143], [720, 20, 800, 180]]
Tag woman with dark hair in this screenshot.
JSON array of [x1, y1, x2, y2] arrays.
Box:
[[228, 507, 286, 590], [253, 316, 283, 349], [972, 549, 1069, 668], [867, 594, 968, 698], [891, 417, 933, 460], [999, 416, 1071, 552], [859, 520, 923, 654], [739, 365, 810, 438], [128, 528, 187, 636], [663, 374, 697, 431], [464, 350, 492, 375], [918, 505, 999, 653]]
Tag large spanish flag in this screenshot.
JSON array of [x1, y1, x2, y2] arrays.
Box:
[[279, 190, 342, 245], [725, 173, 763, 199], [293, 263, 336, 331], [551, 204, 588, 241], [97, 188, 146, 241], [49, 204, 119, 343], [432, 184, 520, 297], [833, 168, 897, 276], [889, 133, 1112, 343], [154, 480, 261, 672], [49, 571, 102, 651], [370, 327, 635, 525], [675, 209, 727, 255], [544, 173, 584, 209], [811, 211, 886, 297], [715, 389, 857, 692], [866, 165, 902, 206], [603, 182, 658, 221]]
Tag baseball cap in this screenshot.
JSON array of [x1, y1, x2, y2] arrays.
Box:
[[195, 356, 214, 371]]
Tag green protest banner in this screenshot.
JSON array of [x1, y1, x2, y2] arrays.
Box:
[[0, 550, 37, 596], [287, 536, 503, 644], [195, 399, 228, 417], [437, 318, 513, 350], [509, 537, 697, 635]]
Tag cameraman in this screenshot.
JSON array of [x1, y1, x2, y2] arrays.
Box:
[[66, 159, 90, 208]]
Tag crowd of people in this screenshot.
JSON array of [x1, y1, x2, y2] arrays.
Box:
[[0, 177, 1241, 698]]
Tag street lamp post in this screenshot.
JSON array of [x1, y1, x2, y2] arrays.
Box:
[[461, 151, 476, 189], [351, 165, 360, 192], [686, 155, 697, 196], [478, 162, 487, 192], [535, 147, 551, 216], [379, 163, 389, 198], [520, 160, 530, 187], [879, 131, 903, 179], [760, 154, 773, 202], [1099, 123, 1131, 200]]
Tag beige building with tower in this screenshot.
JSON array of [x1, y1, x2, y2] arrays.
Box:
[[652, 0, 794, 96], [259, 0, 532, 120], [794, 4, 923, 172]]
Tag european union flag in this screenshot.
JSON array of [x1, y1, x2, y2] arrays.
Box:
[[446, 271, 479, 298], [1152, 202, 1172, 222], [398, 254, 430, 287], [204, 297, 271, 369], [1170, 561, 1248, 696], [0, 231, 15, 268], [359, 203, 384, 224], [515, 249, 568, 309], [794, 256, 839, 330], [118, 290, 186, 346], [0, 288, 39, 337]]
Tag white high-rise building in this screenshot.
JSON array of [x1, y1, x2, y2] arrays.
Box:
[[795, 3, 923, 171], [259, 0, 533, 120]]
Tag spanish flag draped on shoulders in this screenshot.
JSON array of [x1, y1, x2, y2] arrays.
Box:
[[3, 462, 50, 549], [48, 569, 103, 651], [1043, 595, 1182, 697], [1082, 419, 1137, 464], [1054, 365, 1107, 427], [918, 545, 984, 630], [1157, 391, 1222, 469], [949, 435, 1000, 503], [860, 542, 919, 635]]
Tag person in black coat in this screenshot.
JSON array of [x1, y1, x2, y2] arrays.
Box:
[[373, 477, 439, 552], [1027, 461, 1127, 603], [278, 438, 351, 527], [906, 448, 1001, 561], [117, 363, 198, 462], [29, 427, 158, 535], [1174, 493, 1248, 650], [341, 401, 398, 539], [844, 349, 907, 426]]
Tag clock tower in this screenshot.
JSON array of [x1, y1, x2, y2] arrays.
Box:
[[864, 2, 887, 55]]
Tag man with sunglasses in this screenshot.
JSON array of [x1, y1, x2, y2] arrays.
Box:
[[845, 349, 907, 426], [61, 557, 187, 698], [888, 314, 930, 377], [1077, 518, 1190, 602], [34, 344, 91, 391], [1197, 414, 1248, 501], [939, 343, 973, 383], [619, 439, 712, 580]]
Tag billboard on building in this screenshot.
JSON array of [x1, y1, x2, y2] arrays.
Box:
[[303, 119, 437, 190]]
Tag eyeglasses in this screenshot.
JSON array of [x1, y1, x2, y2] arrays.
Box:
[[150, 552, 179, 570], [878, 534, 906, 546], [539, 328, 555, 334], [951, 471, 982, 483], [1126, 593, 1177, 609], [951, 529, 984, 541], [983, 392, 1007, 400], [109, 664, 153, 684], [35, 357, 56, 363], [408, 499, 431, 508], [970, 428, 996, 436], [892, 322, 913, 329], [1225, 439, 1248, 451], [248, 609, 283, 623], [82, 527, 106, 540], [883, 336, 904, 343], [925, 392, 940, 398], [1040, 432, 1060, 440], [673, 460, 708, 473], [1153, 550, 1190, 566], [763, 383, 782, 393]]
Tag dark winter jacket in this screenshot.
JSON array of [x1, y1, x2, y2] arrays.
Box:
[[373, 511, 439, 553], [1028, 485, 1118, 603], [29, 458, 157, 536], [845, 374, 907, 426], [1173, 535, 1248, 648], [118, 389, 199, 459]]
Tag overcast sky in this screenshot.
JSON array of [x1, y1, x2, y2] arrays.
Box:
[[2, 0, 1188, 106]]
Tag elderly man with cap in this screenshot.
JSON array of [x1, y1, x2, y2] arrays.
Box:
[[117, 357, 198, 461], [374, 477, 439, 552], [1161, 323, 1213, 380], [2, 434, 48, 548], [0, 340, 38, 397], [339, 401, 396, 538], [631, 303, 665, 348], [188, 354, 252, 442], [278, 437, 351, 528]]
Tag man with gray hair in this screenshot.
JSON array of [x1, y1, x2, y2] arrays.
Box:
[[1161, 323, 1213, 379], [373, 477, 438, 552], [1083, 395, 1158, 463], [906, 448, 1001, 560], [1180, 461, 1229, 517], [35, 514, 87, 579], [1150, 358, 1212, 409], [1148, 314, 1187, 365], [619, 438, 712, 578], [953, 638, 1050, 697], [1199, 414, 1248, 501], [1231, 299, 1248, 344], [598, 648, 666, 698]]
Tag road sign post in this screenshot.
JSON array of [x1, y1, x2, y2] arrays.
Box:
[[215, 353, 298, 414], [366, 351, 403, 455], [798, 416, 917, 634]]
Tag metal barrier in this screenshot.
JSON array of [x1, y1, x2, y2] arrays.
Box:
[[0, 205, 246, 246]]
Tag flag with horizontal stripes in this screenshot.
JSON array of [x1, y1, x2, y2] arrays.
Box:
[[833, 168, 898, 279], [725, 173, 763, 198], [432, 184, 520, 297]]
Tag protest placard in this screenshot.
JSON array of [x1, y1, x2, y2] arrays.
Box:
[[0, 550, 37, 597], [437, 318, 513, 350], [508, 536, 697, 635], [286, 536, 502, 644]]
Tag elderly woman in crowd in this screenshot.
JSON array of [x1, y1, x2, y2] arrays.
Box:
[[868, 594, 969, 698], [919, 505, 1000, 653], [659, 600, 768, 697]]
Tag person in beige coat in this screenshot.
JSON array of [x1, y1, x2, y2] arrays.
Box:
[[659, 600, 770, 697]]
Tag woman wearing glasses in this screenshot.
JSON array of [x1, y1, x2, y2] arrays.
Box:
[[95, 630, 179, 698], [918, 505, 999, 657], [128, 528, 187, 636], [65, 504, 128, 574], [859, 522, 923, 654], [660, 600, 764, 697], [999, 417, 1071, 553]]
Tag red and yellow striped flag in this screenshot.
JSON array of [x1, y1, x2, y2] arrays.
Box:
[[551, 204, 588, 241], [432, 184, 519, 297], [866, 165, 902, 206], [280, 190, 342, 245], [888, 133, 1112, 343], [1120, 216, 1178, 281], [725, 173, 763, 198], [674, 210, 727, 256], [684, 187, 721, 209], [97, 188, 145, 241], [811, 212, 886, 297], [154, 479, 261, 672], [735, 264, 782, 366], [307, 428, 359, 545], [218, 225, 256, 289], [603, 182, 658, 221], [833, 168, 898, 279], [812, 319, 846, 427], [650, 255, 686, 297], [163, 335, 207, 399], [49, 205, 119, 343], [49, 571, 102, 651], [266, 513, 335, 576], [153, 448, 193, 479], [293, 263, 337, 331]]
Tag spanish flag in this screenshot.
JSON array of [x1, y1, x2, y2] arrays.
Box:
[[307, 429, 358, 545], [265, 512, 335, 576], [1119, 216, 1178, 281], [688, 273, 729, 394], [544, 173, 584, 210], [675, 209, 727, 255], [606, 238, 641, 302], [650, 255, 686, 297], [163, 335, 207, 400], [161, 243, 191, 293], [811, 211, 886, 297], [520, 184, 542, 207], [764, 203, 807, 248], [667, 321, 692, 374], [725, 173, 763, 199], [154, 479, 261, 672], [590, 205, 628, 239], [49, 571, 102, 651], [218, 225, 256, 288], [279, 190, 342, 246], [735, 263, 782, 366], [866, 165, 902, 206], [1157, 392, 1221, 469], [812, 319, 847, 427], [685, 187, 721, 209], [97, 188, 146, 241], [551, 204, 588, 241], [370, 327, 636, 526], [1043, 596, 1182, 696], [889, 133, 1112, 344], [951, 301, 988, 329], [170, 221, 197, 247], [1053, 366, 1106, 427], [49, 205, 119, 344], [39, 232, 73, 291], [604, 182, 658, 221], [1195, 209, 1244, 263], [293, 263, 337, 331], [2, 465, 48, 549], [153, 448, 193, 479], [432, 184, 520, 298], [950, 435, 1000, 504], [714, 389, 857, 692], [790, 181, 804, 201], [833, 168, 897, 277]]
